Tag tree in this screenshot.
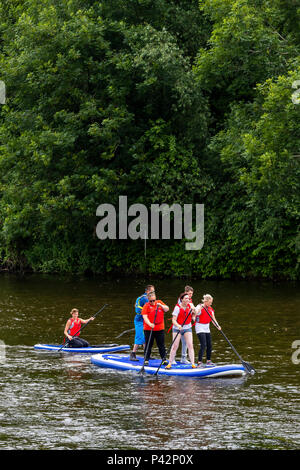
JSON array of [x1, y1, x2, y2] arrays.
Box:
[[195, 0, 298, 122], [206, 67, 300, 279], [0, 0, 209, 273]]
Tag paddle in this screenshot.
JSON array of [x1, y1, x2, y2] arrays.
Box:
[[201, 305, 255, 375], [139, 303, 159, 374], [154, 308, 192, 376], [115, 327, 135, 339], [58, 304, 109, 352]]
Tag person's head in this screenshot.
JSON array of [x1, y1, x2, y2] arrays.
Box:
[[145, 285, 155, 295], [201, 294, 213, 306], [147, 291, 156, 303], [184, 285, 193, 299], [179, 292, 190, 306], [70, 308, 79, 318]]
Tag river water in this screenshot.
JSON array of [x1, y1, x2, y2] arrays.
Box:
[[0, 273, 299, 450]]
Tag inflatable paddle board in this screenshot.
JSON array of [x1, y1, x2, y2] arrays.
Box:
[[91, 354, 246, 378], [34, 343, 130, 353]]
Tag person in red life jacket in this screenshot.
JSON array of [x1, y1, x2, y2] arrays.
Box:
[[165, 293, 197, 369], [141, 291, 169, 365], [177, 285, 195, 364], [130, 284, 155, 361], [63, 308, 95, 348], [194, 294, 221, 367]]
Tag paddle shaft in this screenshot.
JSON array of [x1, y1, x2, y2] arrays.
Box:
[[59, 304, 109, 352], [115, 327, 135, 339], [155, 308, 192, 376], [139, 303, 159, 373], [200, 305, 244, 357]]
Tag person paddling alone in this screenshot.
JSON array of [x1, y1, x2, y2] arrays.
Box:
[[142, 291, 169, 365], [194, 294, 221, 367], [64, 308, 95, 348]]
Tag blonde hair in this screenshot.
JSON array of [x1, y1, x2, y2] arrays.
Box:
[[201, 294, 213, 303], [70, 308, 79, 315]]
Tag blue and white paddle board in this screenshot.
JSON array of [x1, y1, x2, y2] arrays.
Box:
[[34, 344, 131, 353], [91, 354, 246, 378]]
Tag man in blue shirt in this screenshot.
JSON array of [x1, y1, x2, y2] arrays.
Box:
[[130, 284, 155, 361]]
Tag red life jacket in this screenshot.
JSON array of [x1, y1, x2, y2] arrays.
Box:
[[176, 303, 192, 326], [142, 300, 165, 331], [198, 306, 214, 324], [68, 318, 82, 337]]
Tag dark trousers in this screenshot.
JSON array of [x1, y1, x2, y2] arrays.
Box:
[[144, 329, 166, 361], [197, 332, 212, 362], [68, 337, 89, 348]]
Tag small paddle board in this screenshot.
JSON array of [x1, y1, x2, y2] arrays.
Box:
[[91, 354, 246, 378], [34, 343, 130, 353]]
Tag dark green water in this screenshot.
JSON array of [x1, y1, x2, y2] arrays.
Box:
[[0, 273, 299, 450]]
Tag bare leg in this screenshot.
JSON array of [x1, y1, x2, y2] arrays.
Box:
[[168, 333, 181, 364], [183, 332, 195, 365], [133, 343, 144, 353]]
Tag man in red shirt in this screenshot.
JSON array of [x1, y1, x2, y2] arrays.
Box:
[[142, 291, 169, 365]]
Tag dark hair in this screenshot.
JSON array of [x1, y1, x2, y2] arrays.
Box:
[[184, 285, 193, 292], [179, 292, 189, 301], [145, 284, 154, 292]]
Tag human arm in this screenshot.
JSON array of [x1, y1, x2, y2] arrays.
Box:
[[171, 305, 182, 330], [172, 316, 182, 330], [156, 302, 169, 313], [79, 317, 94, 325], [211, 312, 221, 330], [142, 314, 155, 329], [189, 303, 196, 322], [194, 303, 203, 314], [141, 304, 155, 329], [64, 319, 72, 341]]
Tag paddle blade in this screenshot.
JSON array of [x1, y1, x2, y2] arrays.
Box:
[[115, 328, 135, 339], [115, 332, 124, 339], [242, 360, 256, 375]]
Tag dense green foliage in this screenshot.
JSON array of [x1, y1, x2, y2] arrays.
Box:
[[0, 0, 299, 279]]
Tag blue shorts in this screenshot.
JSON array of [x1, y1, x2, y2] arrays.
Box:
[[134, 315, 145, 345], [173, 327, 193, 335]]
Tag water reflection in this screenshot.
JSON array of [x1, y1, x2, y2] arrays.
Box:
[[61, 355, 90, 381], [129, 372, 249, 447]]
